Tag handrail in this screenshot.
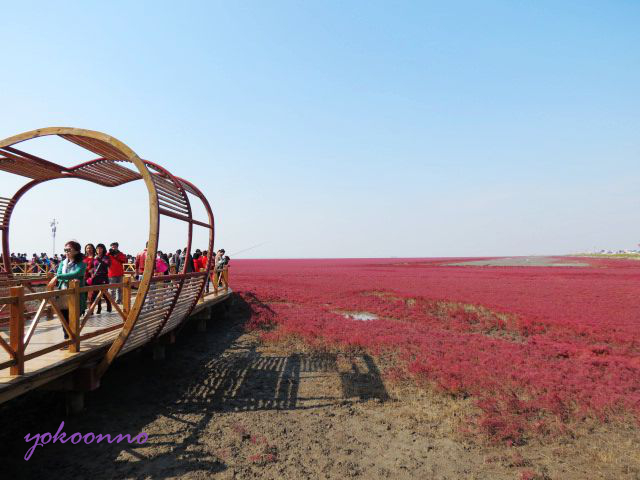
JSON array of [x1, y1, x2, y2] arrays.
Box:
[[211, 266, 230, 294], [0, 262, 137, 275], [0, 262, 56, 275], [0, 267, 230, 375]]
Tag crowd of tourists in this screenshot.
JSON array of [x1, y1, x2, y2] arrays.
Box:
[[0, 252, 60, 273], [2, 245, 229, 279], [0, 243, 230, 352], [45, 240, 230, 346], [133, 245, 230, 293]]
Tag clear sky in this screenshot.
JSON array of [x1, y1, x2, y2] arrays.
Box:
[[1, 1, 638, 258]]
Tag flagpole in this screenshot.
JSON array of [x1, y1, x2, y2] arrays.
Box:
[[50, 218, 58, 256]]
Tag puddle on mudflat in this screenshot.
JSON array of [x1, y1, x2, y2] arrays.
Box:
[[339, 311, 378, 321]]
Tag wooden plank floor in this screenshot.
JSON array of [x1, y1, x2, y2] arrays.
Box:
[[0, 288, 232, 403]]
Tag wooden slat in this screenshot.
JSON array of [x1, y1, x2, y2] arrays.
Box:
[[0, 334, 15, 359], [102, 290, 126, 321], [0, 148, 65, 180], [1, 146, 64, 170], [0, 296, 18, 306], [23, 300, 47, 348], [22, 290, 67, 302], [69, 159, 141, 187], [80, 290, 104, 329], [59, 135, 127, 161], [0, 359, 15, 370], [158, 208, 212, 229], [176, 178, 199, 196], [78, 282, 125, 294], [0, 196, 14, 228], [78, 323, 124, 341], [45, 295, 75, 341], [23, 340, 73, 361]]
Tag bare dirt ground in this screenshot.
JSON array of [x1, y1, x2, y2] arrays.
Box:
[[1, 294, 639, 479], [446, 257, 591, 267]]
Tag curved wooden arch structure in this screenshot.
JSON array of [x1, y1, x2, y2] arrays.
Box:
[[0, 127, 215, 380]]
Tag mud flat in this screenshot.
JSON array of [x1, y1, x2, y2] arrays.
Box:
[[1, 294, 638, 479], [447, 256, 591, 267]]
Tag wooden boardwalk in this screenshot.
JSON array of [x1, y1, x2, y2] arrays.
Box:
[[0, 127, 233, 407], [0, 289, 232, 404]]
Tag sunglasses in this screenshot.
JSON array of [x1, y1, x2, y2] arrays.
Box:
[[64, 248, 72, 253]]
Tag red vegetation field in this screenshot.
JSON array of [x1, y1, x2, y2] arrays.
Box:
[[231, 257, 640, 444]]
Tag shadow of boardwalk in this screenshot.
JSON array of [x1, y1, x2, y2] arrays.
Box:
[[173, 348, 388, 413], [0, 293, 390, 479]]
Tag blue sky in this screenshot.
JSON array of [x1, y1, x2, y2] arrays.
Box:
[[1, 1, 639, 258]]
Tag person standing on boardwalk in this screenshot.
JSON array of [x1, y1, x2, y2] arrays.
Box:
[[90, 244, 112, 314], [180, 247, 194, 273], [168, 253, 176, 274], [107, 242, 127, 303], [155, 250, 169, 276], [83, 243, 96, 283], [135, 242, 148, 280], [200, 250, 211, 292], [192, 250, 202, 273], [213, 249, 226, 288], [160, 251, 170, 275], [174, 249, 182, 272], [51, 241, 87, 342], [214, 249, 224, 268], [30, 253, 39, 273]]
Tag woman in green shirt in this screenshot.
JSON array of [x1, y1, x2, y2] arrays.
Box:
[[53, 240, 87, 341]]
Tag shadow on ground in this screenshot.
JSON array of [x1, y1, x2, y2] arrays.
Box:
[[0, 292, 389, 479]]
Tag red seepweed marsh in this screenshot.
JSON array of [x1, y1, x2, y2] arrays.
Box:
[[232, 256, 640, 444]]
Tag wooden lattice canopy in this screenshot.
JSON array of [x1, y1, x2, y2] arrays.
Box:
[[0, 127, 214, 376]]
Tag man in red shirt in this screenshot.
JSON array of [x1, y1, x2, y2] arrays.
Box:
[[135, 242, 148, 281], [200, 250, 209, 271], [108, 242, 128, 304], [200, 250, 210, 292]]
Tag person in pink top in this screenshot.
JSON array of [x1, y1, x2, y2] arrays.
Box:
[[155, 251, 168, 276]]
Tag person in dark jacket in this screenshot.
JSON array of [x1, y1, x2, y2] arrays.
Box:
[[90, 243, 112, 314], [180, 247, 195, 273]]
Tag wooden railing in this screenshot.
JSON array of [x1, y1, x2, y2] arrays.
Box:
[[0, 262, 138, 275], [0, 274, 56, 322], [0, 266, 230, 376], [212, 267, 230, 294], [0, 277, 136, 375], [0, 262, 56, 276], [1, 262, 211, 277]]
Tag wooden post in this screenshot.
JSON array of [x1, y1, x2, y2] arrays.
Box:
[[123, 275, 131, 316], [68, 280, 80, 353], [223, 269, 229, 291], [9, 286, 25, 375], [45, 272, 54, 319]]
